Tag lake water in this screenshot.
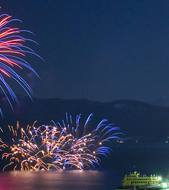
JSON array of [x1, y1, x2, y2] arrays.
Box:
[[0, 171, 120, 190]]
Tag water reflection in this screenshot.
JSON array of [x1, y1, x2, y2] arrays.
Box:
[[0, 170, 118, 190]]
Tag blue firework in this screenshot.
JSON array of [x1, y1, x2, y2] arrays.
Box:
[[0, 114, 122, 171], [0, 14, 40, 112]]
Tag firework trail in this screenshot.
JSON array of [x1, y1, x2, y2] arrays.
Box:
[[0, 122, 56, 171], [0, 114, 122, 171], [0, 14, 40, 111]]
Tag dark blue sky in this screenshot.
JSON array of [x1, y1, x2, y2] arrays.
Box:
[[2, 0, 169, 104]]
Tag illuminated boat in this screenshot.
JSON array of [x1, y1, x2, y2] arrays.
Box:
[[116, 171, 169, 190]]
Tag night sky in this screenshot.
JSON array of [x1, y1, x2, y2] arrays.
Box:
[[2, 0, 169, 104]]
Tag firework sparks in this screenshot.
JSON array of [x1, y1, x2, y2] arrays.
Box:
[[0, 14, 40, 111], [0, 114, 122, 171]]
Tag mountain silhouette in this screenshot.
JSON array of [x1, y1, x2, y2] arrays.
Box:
[[1, 98, 169, 143], [1, 98, 169, 171]]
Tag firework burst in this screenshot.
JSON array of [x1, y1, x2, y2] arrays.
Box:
[[0, 14, 40, 111], [0, 114, 122, 171]]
